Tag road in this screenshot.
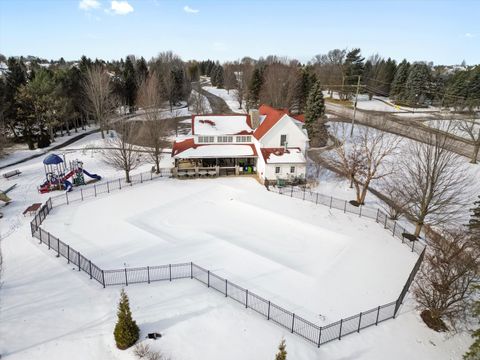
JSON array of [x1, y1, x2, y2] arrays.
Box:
[[192, 82, 233, 114], [326, 102, 476, 159]]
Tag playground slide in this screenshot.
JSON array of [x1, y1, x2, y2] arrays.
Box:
[[62, 170, 75, 181], [82, 169, 102, 181], [64, 180, 73, 192]]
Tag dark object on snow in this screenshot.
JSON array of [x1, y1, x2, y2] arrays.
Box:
[[402, 232, 417, 242], [2, 169, 21, 179], [349, 200, 362, 207], [43, 154, 64, 165], [147, 333, 162, 340]]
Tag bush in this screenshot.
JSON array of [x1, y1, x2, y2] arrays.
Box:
[[37, 133, 51, 148], [114, 289, 140, 350]]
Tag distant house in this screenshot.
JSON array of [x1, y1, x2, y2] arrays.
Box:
[[172, 105, 309, 183]]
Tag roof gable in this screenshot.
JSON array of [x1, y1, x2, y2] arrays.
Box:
[[254, 105, 305, 140]]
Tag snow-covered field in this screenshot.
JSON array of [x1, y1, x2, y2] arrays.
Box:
[[0, 130, 474, 360]]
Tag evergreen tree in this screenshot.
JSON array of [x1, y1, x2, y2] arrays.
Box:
[[247, 67, 264, 109], [342, 48, 364, 99], [123, 56, 137, 111], [304, 80, 328, 147], [464, 285, 480, 360], [275, 339, 287, 360], [135, 57, 149, 87], [114, 289, 140, 350], [390, 59, 410, 102], [294, 66, 317, 113], [404, 62, 432, 106], [469, 195, 480, 241], [4, 57, 27, 139]]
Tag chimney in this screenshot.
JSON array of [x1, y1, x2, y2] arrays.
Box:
[[249, 109, 260, 129]]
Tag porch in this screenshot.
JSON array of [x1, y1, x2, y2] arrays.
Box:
[[173, 157, 257, 178]]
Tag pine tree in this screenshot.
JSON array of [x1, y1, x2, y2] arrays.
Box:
[[275, 339, 287, 360], [114, 289, 140, 350], [464, 287, 480, 360], [469, 195, 480, 242], [404, 62, 432, 106], [304, 80, 327, 147], [123, 56, 137, 111], [342, 48, 364, 99], [390, 59, 410, 102], [247, 67, 264, 109], [135, 57, 149, 86]]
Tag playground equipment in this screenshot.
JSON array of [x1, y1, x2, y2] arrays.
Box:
[[38, 154, 102, 194]]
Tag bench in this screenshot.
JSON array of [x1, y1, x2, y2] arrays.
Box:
[[23, 203, 42, 217], [3, 169, 21, 179]]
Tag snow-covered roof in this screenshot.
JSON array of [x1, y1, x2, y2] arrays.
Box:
[[174, 145, 257, 158], [260, 148, 306, 164], [192, 115, 253, 136]]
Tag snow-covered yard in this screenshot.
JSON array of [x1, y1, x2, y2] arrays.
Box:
[[202, 86, 246, 114]]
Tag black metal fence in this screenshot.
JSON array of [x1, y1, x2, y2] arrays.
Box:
[[30, 185, 426, 348], [271, 186, 426, 255], [48, 168, 172, 208]]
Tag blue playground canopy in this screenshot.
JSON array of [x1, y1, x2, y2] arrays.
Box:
[[43, 154, 64, 165]]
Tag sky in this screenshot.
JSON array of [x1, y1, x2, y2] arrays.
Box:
[[0, 0, 479, 65]]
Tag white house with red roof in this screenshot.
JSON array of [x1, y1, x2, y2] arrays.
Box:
[[172, 105, 308, 182]]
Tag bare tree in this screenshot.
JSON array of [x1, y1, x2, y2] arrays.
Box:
[[82, 65, 115, 139], [260, 63, 297, 109], [396, 124, 469, 237], [188, 90, 209, 115], [325, 123, 401, 205], [455, 115, 480, 164], [232, 59, 253, 110], [103, 119, 143, 182], [414, 227, 479, 331], [223, 63, 237, 94], [136, 73, 170, 174]]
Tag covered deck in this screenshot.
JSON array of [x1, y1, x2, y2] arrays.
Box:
[[174, 157, 257, 178]]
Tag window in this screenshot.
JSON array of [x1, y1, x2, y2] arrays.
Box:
[[217, 136, 233, 143], [290, 166, 295, 173], [236, 135, 252, 143], [280, 134, 287, 146], [275, 167, 281, 174], [198, 136, 214, 143]]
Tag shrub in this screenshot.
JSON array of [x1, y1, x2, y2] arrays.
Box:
[[114, 289, 140, 350]]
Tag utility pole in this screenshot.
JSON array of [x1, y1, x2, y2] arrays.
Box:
[[350, 75, 361, 136]]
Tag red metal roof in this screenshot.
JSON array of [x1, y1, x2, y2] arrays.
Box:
[[253, 105, 304, 140]]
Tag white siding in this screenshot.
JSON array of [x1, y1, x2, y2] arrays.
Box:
[[264, 164, 306, 181], [259, 115, 308, 151]]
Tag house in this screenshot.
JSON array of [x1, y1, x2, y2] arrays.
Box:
[[171, 105, 309, 183]]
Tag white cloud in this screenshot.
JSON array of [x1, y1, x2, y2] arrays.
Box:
[[464, 32, 476, 38], [183, 5, 199, 14], [110, 0, 134, 15], [79, 0, 101, 10]]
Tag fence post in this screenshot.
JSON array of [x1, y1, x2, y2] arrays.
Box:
[[225, 279, 228, 297], [124, 268, 128, 286], [39, 227, 43, 243], [291, 313, 295, 333], [169, 264, 172, 281], [102, 270, 105, 288], [190, 262, 193, 279], [357, 312, 363, 332], [94, 184, 97, 197], [338, 319, 343, 340], [291, 186, 293, 197], [412, 240, 415, 252], [81, 188, 83, 201], [56, 238, 60, 257], [207, 270, 210, 287], [65, 192, 69, 205], [151, 171, 153, 180], [119, 178, 122, 189], [359, 206, 362, 217], [316, 193, 319, 204], [392, 222, 396, 236], [67, 245, 70, 263], [344, 200, 347, 213], [147, 266, 150, 284], [375, 306, 380, 325], [317, 327, 322, 348], [78, 252, 81, 271], [384, 215, 387, 229], [303, 188, 306, 200], [375, 209, 379, 222], [245, 289, 248, 308], [267, 301, 271, 320], [48, 232, 51, 249], [107, 181, 110, 193], [89, 260, 92, 279], [140, 173, 143, 183]]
